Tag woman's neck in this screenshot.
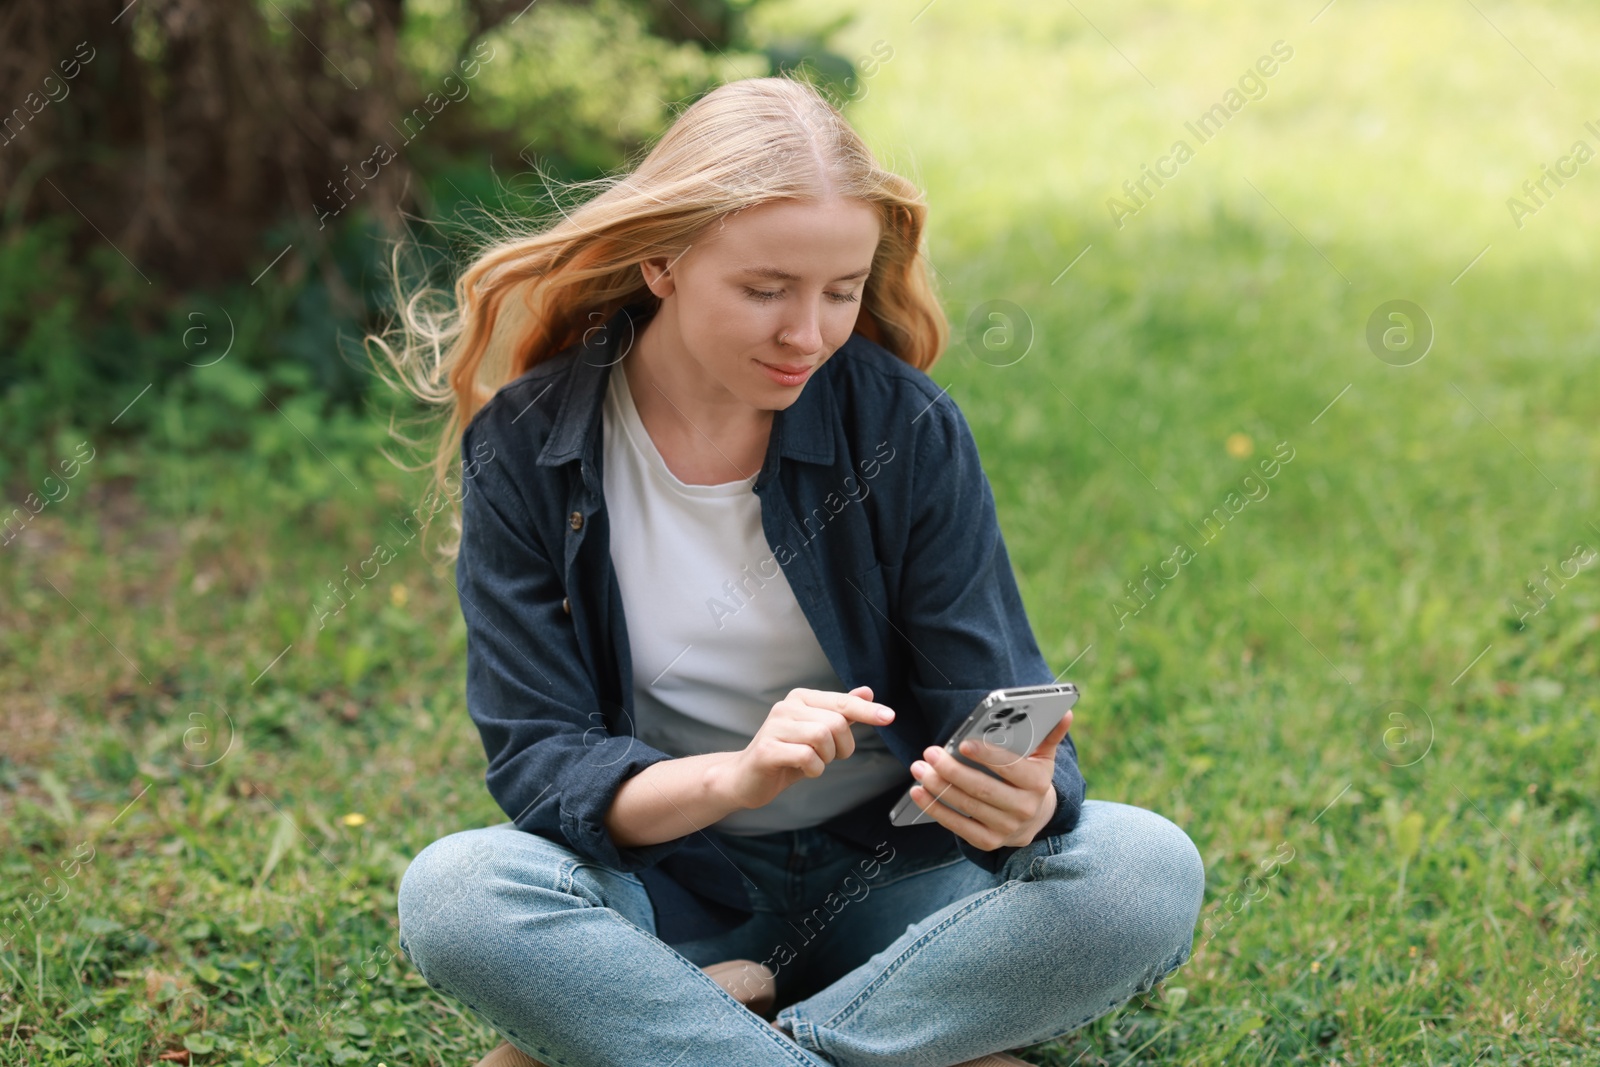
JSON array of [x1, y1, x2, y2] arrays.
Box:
[[622, 316, 774, 486]]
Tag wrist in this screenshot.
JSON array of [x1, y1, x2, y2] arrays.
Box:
[[704, 751, 749, 812]]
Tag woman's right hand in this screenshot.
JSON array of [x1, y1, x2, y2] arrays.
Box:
[[719, 685, 896, 812]]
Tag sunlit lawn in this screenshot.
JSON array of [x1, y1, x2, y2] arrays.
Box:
[[5, 1, 1600, 1063]]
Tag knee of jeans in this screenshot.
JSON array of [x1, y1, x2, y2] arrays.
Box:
[[397, 830, 501, 981], [1127, 808, 1206, 951], [1077, 805, 1206, 955]]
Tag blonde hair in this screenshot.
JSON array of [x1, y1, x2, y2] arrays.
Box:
[[365, 74, 948, 562]]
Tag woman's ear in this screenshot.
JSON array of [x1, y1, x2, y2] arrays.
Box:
[[640, 256, 677, 298]]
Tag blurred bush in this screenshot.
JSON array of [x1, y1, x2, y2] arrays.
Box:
[[0, 0, 857, 493]]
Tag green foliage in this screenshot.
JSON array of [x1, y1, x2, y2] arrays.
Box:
[[0, 207, 409, 504], [0, 0, 858, 503], [467, 0, 752, 174]]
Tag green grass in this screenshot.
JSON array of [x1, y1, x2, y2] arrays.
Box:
[[5, 0, 1600, 1063]]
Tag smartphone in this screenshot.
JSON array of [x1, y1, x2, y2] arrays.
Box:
[[889, 682, 1079, 827]]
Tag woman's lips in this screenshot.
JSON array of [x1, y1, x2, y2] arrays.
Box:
[[756, 359, 816, 385]]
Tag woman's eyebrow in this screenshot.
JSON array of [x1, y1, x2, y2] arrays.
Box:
[[736, 266, 872, 282]]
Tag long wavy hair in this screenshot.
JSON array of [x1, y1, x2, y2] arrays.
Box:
[[365, 74, 949, 563]]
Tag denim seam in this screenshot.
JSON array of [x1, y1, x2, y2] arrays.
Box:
[[581, 860, 644, 885], [564, 857, 645, 908], [1022, 835, 1060, 881], [554, 857, 580, 901]]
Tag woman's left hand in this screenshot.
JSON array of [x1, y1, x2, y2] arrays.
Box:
[[906, 711, 1071, 851]]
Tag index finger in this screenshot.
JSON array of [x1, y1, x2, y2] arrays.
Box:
[[812, 689, 895, 724]]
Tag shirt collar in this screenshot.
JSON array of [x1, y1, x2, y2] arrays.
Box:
[[535, 300, 838, 484]]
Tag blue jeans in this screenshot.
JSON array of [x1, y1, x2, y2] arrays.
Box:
[[397, 799, 1204, 1067]]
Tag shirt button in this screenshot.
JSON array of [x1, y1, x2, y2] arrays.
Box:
[[562, 597, 571, 615], [569, 511, 584, 531]]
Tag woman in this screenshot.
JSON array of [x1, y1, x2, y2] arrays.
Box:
[[380, 75, 1204, 1067]]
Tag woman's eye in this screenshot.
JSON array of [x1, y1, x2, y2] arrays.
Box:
[[742, 287, 860, 303]]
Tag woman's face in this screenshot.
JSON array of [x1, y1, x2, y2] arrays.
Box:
[[646, 196, 881, 408]]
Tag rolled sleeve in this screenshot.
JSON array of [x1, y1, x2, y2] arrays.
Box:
[[899, 393, 1087, 873], [455, 420, 690, 873]]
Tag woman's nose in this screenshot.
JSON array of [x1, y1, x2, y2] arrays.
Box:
[[781, 309, 823, 352]]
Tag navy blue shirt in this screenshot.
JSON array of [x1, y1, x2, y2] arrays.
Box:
[[454, 300, 1087, 944]]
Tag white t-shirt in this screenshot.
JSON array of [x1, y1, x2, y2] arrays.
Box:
[[601, 357, 906, 835]]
